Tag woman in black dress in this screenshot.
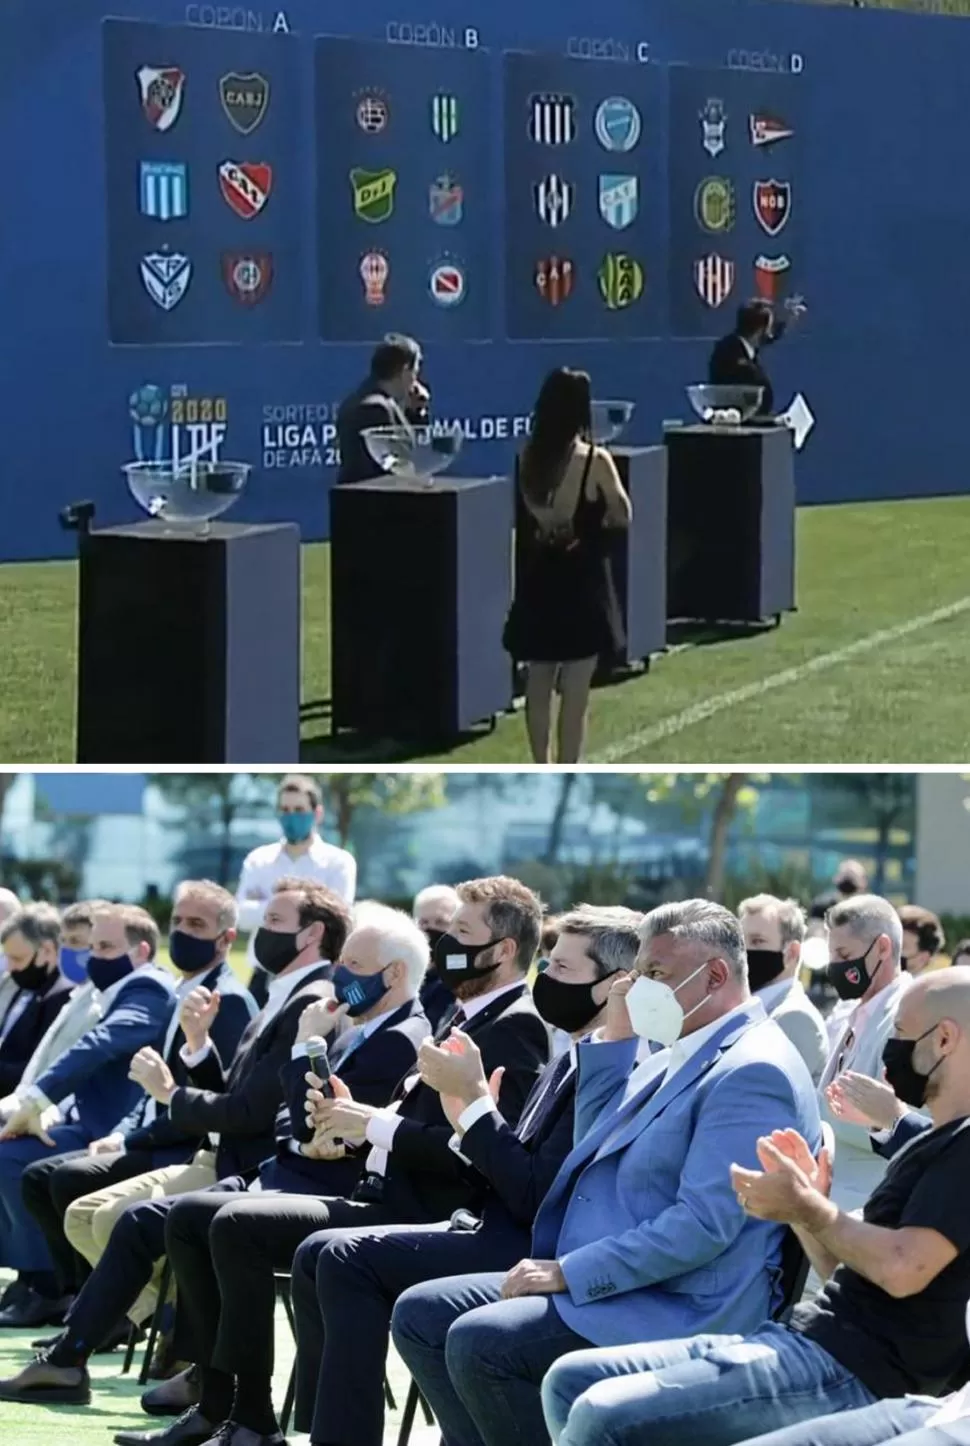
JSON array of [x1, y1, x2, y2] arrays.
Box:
[[503, 367, 632, 763]]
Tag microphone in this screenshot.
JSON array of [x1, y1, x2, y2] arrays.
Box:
[[306, 1035, 335, 1099]]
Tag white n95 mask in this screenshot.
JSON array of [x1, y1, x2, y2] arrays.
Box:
[[625, 962, 711, 1046]]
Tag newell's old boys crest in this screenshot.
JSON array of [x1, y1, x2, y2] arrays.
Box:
[[219, 73, 269, 135], [535, 256, 574, 306], [431, 94, 459, 142], [694, 254, 735, 308], [139, 251, 191, 310], [534, 175, 573, 227], [594, 97, 641, 153], [136, 67, 185, 132], [754, 179, 791, 236], [597, 253, 644, 310], [351, 168, 397, 223], [222, 252, 273, 304], [598, 175, 638, 230], [529, 94, 576, 145], [700, 98, 727, 158], [429, 174, 463, 225], [694, 177, 735, 233]]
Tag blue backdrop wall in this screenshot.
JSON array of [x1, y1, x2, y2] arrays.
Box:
[[2, 0, 967, 560]]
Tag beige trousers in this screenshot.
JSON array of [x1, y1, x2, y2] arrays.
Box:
[[64, 1150, 217, 1323]]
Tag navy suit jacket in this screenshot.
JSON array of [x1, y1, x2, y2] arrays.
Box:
[[871, 1110, 933, 1158], [0, 971, 74, 1095], [119, 961, 257, 1155], [258, 999, 431, 1195], [33, 965, 176, 1140]]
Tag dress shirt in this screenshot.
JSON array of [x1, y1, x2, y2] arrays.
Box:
[[290, 1006, 386, 1064], [235, 835, 356, 969], [660, 1001, 753, 1084], [0, 986, 31, 1047], [456, 1040, 577, 1138], [740, 335, 756, 360]]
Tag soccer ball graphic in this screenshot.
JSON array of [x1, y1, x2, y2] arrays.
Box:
[[128, 383, 168, 428]]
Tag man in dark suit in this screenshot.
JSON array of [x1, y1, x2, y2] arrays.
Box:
[[708, 299, 787, 416], [0, 905, 73, 1096], [288, 905, 643, 1446], [17, 881, 257, 1316], [335, 334, 429, 485], [119, 875, 550, 1446], [0, 881, 349, 1407]]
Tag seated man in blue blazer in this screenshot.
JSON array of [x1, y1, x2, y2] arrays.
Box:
[[0, 904, 74, 1096], [0, 904, 174, 1321], [392, 898, 822, 1446], [14, 881, 257, 1324]]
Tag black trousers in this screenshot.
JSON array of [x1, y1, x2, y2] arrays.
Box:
[[21, 1147, 165, 1294], [166, 1191, 388, 1394], [293, 1222, 527, 1444]]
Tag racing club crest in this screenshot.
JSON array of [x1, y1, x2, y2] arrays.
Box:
[[136, 66, 185, 132], [139, 250, 191, 310], [700, 98, 727, 158], [535, 256, 574, 306], [222, 252, 273, 304], [219, 73, 269, 135], [429, 174, 463, 226], [754, 179, 791, 236], [218, 161, 273, 219]]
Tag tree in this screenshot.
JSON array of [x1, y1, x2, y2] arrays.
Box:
[[0, 773, 17, 844], [816, 774, 915, 892], [319, 773, 448, 847], [149, 773, 279, 884]]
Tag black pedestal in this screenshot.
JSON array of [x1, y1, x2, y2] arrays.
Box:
[[664, 425, 795, 624], [76, 521, 301, 762], [330, 477, 513, 739], [609, 446, 668, 665]]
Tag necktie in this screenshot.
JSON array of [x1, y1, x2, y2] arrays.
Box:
[[517, 1050, 574, 1143], [435, 1005, 466, 1041]]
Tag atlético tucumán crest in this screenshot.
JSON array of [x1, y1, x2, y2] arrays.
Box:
[[136, 66, 185, 132], [694, 253, 735, 308], [535, 256, 574, 305], [222, 252, 273, 304], [754, 179, 791, 236]]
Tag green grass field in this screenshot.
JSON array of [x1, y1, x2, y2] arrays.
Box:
[[0, 1272, 436, 1446], [2, 496, 968, 762]]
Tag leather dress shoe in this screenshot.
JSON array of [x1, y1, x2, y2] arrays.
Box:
[[0, 1351, 91, 1405], [141, 1363, 201, 1415], [0, 1278, 29, 1311], [114, 1406, 217, 1446], [199, 1426, 287, 1446], [0, 1287, 72, 1328]]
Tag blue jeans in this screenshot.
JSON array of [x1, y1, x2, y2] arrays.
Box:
[[391, 1271, 587, 1446], [0, 1125, 89, 1270], [740, 1398, 940, 1446], [542, 1323, 878, 1446]]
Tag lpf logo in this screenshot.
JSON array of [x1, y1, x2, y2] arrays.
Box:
[[128, 383, 228, 467]]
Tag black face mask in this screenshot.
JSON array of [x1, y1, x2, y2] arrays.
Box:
[[883, 1025, 943, 1108], [253, 927, 305, 977], [826, 939, 880, 1001], [432, 932, 505, 996], [10, 954, 53, 994], [169, 931, 220, 976], [422, 928, 446, 972], [532, 965, 613, 1036], [746, 949, 786, 992]]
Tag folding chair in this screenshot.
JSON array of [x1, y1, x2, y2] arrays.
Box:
[[397, 1378, 435, 1446], [119, 1257, 173, 1384]]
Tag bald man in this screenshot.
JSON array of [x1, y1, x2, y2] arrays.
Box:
[[545, 967, 970, 1446]]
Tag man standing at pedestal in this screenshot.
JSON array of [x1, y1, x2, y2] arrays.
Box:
[[335, 334, 429, 485], [708, 300, 786, 415]]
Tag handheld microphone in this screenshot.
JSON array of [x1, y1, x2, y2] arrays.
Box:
[[306, 1035, 335, 1100]]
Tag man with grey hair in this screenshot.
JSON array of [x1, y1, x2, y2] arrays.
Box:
[[413, 883, 461, 1029], [817, 893, 910, 1212], [393, 898, 823, 1446], [739, 894, 828, 1084], [0, 906, 73, 1095]]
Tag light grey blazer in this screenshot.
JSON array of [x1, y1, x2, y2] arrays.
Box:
[[761, 978, 829, 1086]]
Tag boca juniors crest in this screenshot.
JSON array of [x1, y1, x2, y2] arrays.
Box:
[[534, 175, 573, 227], [694, 253, 735, 308], [598, 175, 638, 230], [218, 161, 272, 219], [754, 180, 791, 236], [222, 252, 273, 304], [535, 256, 574, 305], [136, 66, 185, 132], [219, 73, 269, 135], [139, 251, 191, 310]]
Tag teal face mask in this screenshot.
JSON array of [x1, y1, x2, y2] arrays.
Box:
[[279, 811, 314, 844]]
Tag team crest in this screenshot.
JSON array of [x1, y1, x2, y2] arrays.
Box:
[[218, 161, 272, 219], [597, 252, 644, 310], [429, 174, 463, 226], [534, 174, 573, 227], [219, 73, 269, 135], [535, 256, 574, 306], [429, 259, 465, 306], [139, 250, 191, 310], [529, 94, 576, 145], [754, 254, 791, 302], [700, 98, 727, 158], [139, 161, 188, 220], [359, 251, 389, 305], [749, 113, 793, 147], [594, 97, 641, 153], [694, 177, 735, 233], [136, 67, 185, 132], [221, 252, 273, 304], [431, 94, 459, 142], [355, 90, 389, 134], [694, 254, 735, 308], [598, 174, 638, 230], [754, 179, 791, 235], [350, 168, 397, 223]]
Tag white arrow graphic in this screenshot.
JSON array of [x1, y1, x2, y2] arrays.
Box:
[[778, 392, 814, 451]]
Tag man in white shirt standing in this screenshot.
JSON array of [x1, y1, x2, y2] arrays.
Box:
[[235, 775, 356, 992], [818, 893, 911, 1212], [738, 894, 829, 1084]]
